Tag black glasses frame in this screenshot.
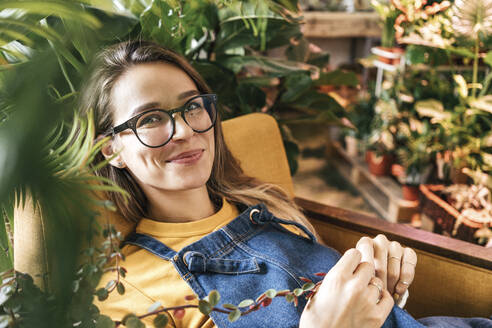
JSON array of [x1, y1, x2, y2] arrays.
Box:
[[106, 93, 217, 148]]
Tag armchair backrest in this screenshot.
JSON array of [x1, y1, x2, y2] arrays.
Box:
[[14, 113, 295, 286]]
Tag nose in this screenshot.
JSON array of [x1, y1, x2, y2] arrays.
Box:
[[171, 113, 194, 141]]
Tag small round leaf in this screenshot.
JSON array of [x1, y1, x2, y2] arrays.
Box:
[[147, 301, 162, 313], [117, 282, 125, 295], [237, 299, 254, 308], [222, 303, 237, 310], [228, 309, 241, 322], [293, 288, 303, 296], [302, 282, 315, 291], [96, 288, 109, 301], [153, 314, 168, 328], [265, 289, 277, 299], [208, 290, 220, 307], [198, 300, 212, 315], [95, 314, 115, 328]]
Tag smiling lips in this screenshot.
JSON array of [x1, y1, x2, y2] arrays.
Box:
[[166, 149, 203, 164]]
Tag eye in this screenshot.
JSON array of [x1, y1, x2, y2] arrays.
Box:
[[137, 112, 164, 128], [186, 101, 203, 111]]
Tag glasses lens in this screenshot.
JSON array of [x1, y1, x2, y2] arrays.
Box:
[[135, 110, 173, 147], [184, 95, 216, 132]]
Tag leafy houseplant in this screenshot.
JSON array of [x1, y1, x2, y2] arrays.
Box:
[[365, 98, 398, 176], [393, 119, 435, 201], [370, 0, 404, 65]]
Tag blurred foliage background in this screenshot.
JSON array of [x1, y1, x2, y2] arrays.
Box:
[[0, 0, 356, 326]]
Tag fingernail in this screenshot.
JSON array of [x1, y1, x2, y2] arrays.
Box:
[[393, 293, 400, 302]]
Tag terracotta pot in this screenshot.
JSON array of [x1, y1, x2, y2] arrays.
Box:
[[371, 47, 404, 65], [450, 167, 469, 184], [402, 185, 419, 201], [391, 163, 405, 178], [366, 151, 392, 176]]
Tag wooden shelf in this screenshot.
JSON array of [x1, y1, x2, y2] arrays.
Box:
[[301, 12, 381, 38], [332, 142, 419, 222]]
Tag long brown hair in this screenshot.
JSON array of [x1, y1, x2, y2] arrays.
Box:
[[80, 40, 319, 239]]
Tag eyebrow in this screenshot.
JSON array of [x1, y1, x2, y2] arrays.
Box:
[[128, 90, 201, 117]]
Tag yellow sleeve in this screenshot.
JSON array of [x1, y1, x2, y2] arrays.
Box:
[[94, 273, 176, 328]]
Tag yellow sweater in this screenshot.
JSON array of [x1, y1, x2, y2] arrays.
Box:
[[95, 200, 301, 327]]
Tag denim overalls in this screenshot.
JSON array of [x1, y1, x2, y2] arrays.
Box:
[[125, 204, 491, 328]]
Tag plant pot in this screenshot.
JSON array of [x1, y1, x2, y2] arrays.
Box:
[[420, 184, 486, 244], [366, 151, 392, 176], [450, 167, 469, 184], [402, 185, 419, 201], [371, 47, 404, 66], [344, 135, 358, 157], [391, 163, 405, 178]]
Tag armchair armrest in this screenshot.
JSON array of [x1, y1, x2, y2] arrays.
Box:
[[297, 197, 492, 319]]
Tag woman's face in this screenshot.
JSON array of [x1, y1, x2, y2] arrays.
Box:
[[108, 62, 215, 193]]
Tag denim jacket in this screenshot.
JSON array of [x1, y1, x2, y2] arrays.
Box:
[[125, 204, 491, 328]]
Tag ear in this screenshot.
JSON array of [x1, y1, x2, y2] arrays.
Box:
[[98, 134, 126, 169]]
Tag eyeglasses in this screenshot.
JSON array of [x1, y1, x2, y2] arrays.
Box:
[[106, 94, 217, 148]]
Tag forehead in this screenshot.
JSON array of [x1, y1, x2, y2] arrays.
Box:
[[110, 62, 198, 122]]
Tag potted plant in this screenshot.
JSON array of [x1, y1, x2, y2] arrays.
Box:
[[370, 0, 404, 65], [393, 120, 434, 201], [342, 93, 376, 157], [365, 98, 398, 176]]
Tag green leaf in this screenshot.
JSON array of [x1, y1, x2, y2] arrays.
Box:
[[314, 70, 358, 87], [125, 317, 145, 328], [153, 314, 169, 328], [117, 282, 125, 295], [222, 303, 237, 310], [484, 51, 492, 68], [207, 290, 220, 307], [147, 301, 162, 313], [265, 289, 277, 299], [105, 280, 116, 290], [0, 315, 9, 328], [237, 299, 254, 308], [122, 314, 138, 324], [293, 288, 303, 296], [285, 293, 295, 303], [280, 72, 312, 103], [0, 285, 13, 306], [302, 282, 315, 291], [228, 308, 241, 322], [236, 83, 266, 113], [96, 287, 108, 301], [198, 299, 212, 315], [454, 75, 468, 99], [95, 314, 115, 328], [405, 45, 426, 65]]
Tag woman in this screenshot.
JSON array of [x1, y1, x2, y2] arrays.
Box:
[[81, 40, 490, 328]]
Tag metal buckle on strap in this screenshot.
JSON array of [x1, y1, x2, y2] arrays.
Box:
[[249, 209, 260, 224]]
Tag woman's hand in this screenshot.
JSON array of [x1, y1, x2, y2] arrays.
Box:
[[299, 249, 394, 328], [356, 235, 417, 300]]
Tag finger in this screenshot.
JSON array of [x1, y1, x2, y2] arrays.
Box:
[[373, 234, 389, 289], [356, 237, 375, 265], [376, 289, 395, 320], [387, 241, 403, 295], [395, 247, 417, 295], [368, 276, 384, 304], [332, 248, 362, 276], [353, 261, 376, 285]]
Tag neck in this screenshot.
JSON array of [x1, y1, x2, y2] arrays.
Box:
[[143, 186, 217, 223]]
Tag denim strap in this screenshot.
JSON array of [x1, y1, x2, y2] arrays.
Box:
[[124, 232, 177, 261], [249, 204, 316, 242]]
